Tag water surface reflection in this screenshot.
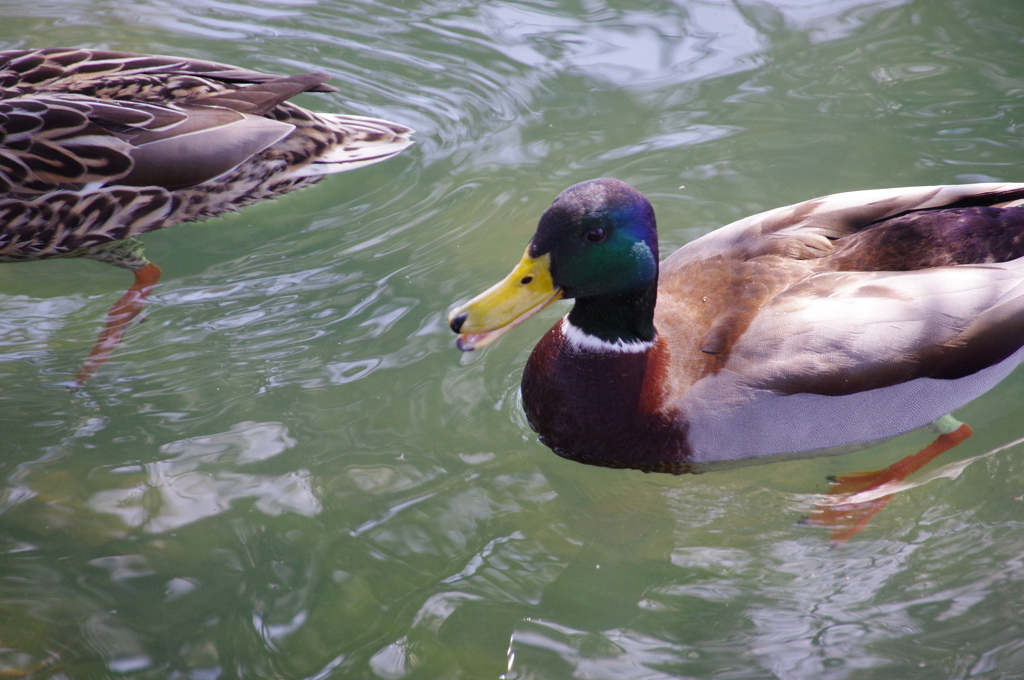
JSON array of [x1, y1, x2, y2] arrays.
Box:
[[3, 0, 1024, 677]]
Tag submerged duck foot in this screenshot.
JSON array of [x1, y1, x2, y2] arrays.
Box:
[[827, 423, 973, 495], [72, 262, 163, 387], [806, 423, 974, 542], [807, 494, 896, 545]]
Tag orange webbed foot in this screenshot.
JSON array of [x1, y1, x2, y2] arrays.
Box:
[[806, 421, 973, 543], [73, 262, 162, 387]]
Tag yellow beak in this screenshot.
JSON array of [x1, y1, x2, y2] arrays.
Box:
[[448, 249, 562, 351]]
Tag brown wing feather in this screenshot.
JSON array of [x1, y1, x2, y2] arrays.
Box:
[[120, 109, 293, 190]]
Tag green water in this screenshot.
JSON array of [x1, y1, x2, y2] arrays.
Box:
[[3, 1, 1024, 678]]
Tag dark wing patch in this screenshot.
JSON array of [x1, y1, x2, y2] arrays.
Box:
[[826, 206, 1024, 271], [665, 185, 1024, 274]]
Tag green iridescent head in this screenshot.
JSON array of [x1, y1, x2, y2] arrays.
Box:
[[449, 178, 661, 350], [529, 178, 659, 299]]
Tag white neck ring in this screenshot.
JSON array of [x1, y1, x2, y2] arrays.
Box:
[[561, 317, 653, 354]]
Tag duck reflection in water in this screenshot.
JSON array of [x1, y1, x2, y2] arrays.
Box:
[[0, 48, 413, 385], [450, 178, 1024, 541]]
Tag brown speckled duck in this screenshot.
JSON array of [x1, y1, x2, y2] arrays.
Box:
[[0, 47, 413, 384], [449, 178, 1024, 540]]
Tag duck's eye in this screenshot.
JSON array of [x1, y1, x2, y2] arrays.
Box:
[[585, 228, 606, 243]]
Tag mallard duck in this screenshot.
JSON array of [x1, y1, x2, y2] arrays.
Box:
[[450, 178, 1024, 538], [0, 47, 413, 384]]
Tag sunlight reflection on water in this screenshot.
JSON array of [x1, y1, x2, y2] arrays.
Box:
[[88, 422, 320, 533], [3, 0, 1024, 677]]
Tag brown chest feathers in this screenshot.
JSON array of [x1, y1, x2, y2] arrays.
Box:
[[521, 323, 697, 473]]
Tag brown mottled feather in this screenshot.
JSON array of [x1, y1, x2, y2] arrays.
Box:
[[0, 47, 413, 264]]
